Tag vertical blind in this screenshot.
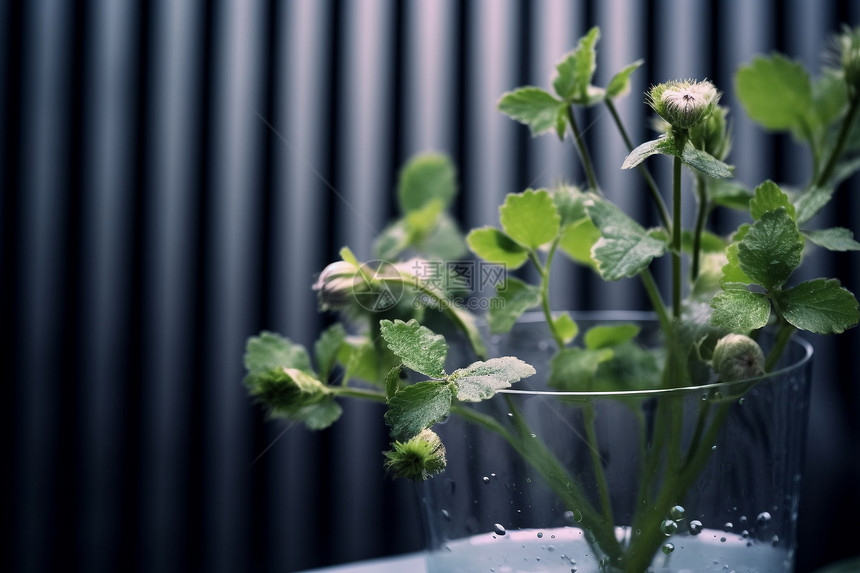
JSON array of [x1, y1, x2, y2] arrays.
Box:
[[3, 2, 859, 573]]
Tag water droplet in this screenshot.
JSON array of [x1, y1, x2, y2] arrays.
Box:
[[440, 509, 451, 521], [756, 511, 772, 526], [669, 505, 685, 520], [482, 476, 490, 484], [741, 529, 749, 538], [713, 391, 724, 400], [662, 542, 675, 554], [689, 520, 703, 535], [547, 544, 555, 551], [537, 532, 543, 538], [723, 522, 733, 531], [771, 534, 780, 546], [711, 445, 717, 451], [660, 519, 678, 536], [493, 523, 506, 536], [530, 433, 537, 439], [701, 392, 708, 401], [720, 536, 727, 542], [739, 397, 746, 405]]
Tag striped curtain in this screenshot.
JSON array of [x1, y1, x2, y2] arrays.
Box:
[[3, 2, 858, 572]]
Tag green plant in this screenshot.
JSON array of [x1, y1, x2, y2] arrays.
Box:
[[243, 25, 860, 572]]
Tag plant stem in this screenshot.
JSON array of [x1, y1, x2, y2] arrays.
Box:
[[567, 105, 600, 192], [671, 131, 688, 320], [606, 98, 672, 230], [583, 405, 614, 525], [530, 244, 565, 350], [816, 90, 860, 187], [639, 269, 671, 333], [764, 319, 797, 372], [691, 173, 709, 281]]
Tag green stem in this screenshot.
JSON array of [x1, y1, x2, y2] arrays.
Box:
[[764, 319, 797, 372], [816, 90, 860, 188], [671, 130, 688, 320], [530, 243, 565, 350], [332, 386, 387, 403], [691, 173, 709, 282], [583, 405, 614, 525], [606, 99, 672, 230], [639, 269, 671, 334], [567, 105, 600, 192]]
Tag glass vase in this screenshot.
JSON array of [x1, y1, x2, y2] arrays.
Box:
[[419, 312, 813, 573]]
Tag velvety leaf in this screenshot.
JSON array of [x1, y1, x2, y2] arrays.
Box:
[[803, 227, 860, 251], [498, 87, 566, 136], [499, 189, 561, 249], [245, 331, 313, 375], [558, 217, 600, 268], [776, 279, 860, 334], [245, 366, 337, 429], [709, 289, 771, 333], [466, 227, 529, 269], [621, 136, 675, 170], [794, 186, 834, 225], [384, 381, 453, 441], [488, 277, 542, 334], [680, 144, 733, 178], [450, 357, 536, 402], [606, 59, 644, 99], [750, 180, 796, 220], [735, 54, 813, 131], [737, 208, 803, 289], [373, 220, 410, 260], [379, 319, 448, 379], [548, 347, 613, 391], [583, 324, 640, 349], [593, 341, 662, 391], [719, 242, 754, 287], [587, 198, 667, 280], [551, 185, 588, 227], [337, 337, 379, 385], [299, 399, 343, 430], [385, 366, 403, 401], [397, 153, 457, 213], [553, 26, 599, 102], [314, 323, 346, 381]]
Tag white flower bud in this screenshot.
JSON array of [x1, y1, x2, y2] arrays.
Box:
[[649, 80, 721, 131]]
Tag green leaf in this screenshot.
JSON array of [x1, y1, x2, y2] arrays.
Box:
[[299, 399, 343, 430], [244, 366, 340, 430], [587, 197, 667, 281], [466, 227, 529, 269], [373, 220, 410, 260], [551, 185, 588, 227], [314, 323, 346, 381], [450, 357, 536, 402], [498, 87, 566, 136], [707, 179, 753, 211], [776, 278, 860, 334], [709, 289, 771, 333], [719, 241, 753, 287], [737, 208, 803, 289], [552, 312, 579, 344], [802, 227, 860, 251], [680, 144, 733, 178], [558, 216, 600, 268], [812, 70, 848, 130], [584, 324, 640, 349], [384, 381, 453, 441], [499, 189, 561, 249], [245, 331, 313, 375], [337, 337, 379, 385], [385, 366, 403, 401], [621, 136, 675, 169], [421, 212, 468, 259], [397, 153, 457, 213], [606, 59, 644, 99], [553, 26, 600, 102], [339, 246, 360, 267], [735, 54, 813, 131], [749, 180, 796, 220], [379, 319, 448, 379], [548, 347, 613, 391], [794, 186, 834, 225], [488, 277, 542, 334]]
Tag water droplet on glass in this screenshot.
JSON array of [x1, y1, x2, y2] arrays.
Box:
[[741, 529, 749, 538], [441, 509, 451, 521], [689, 520, 703, 535], [756, 511, 772, 526], [662, 542, 675, 554], [530, 433, 537, 439], [660, 519, 678, 536], [493, 523, 506, 536], [537, 532, 543, 538], [771, 534, 780, 546], [713, 391, 724, 400], [739, 397, 746, 405], [669, 505, 685, 520], [723, 522, 733, 531], [720, 536, 727, 542], [482, 476, 490, 484], [711, 445, 717, 451]]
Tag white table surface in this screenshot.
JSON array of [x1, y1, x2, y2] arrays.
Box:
[[296, 553, 426, 573]]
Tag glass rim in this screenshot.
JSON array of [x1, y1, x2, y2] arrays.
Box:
[[494, 310, 813, 399]]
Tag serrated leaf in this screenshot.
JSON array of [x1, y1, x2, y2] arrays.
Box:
[[558, 217, 600, 268], [709, 289, 771, 333], [794, 186, 834, 225], [750, 180, 795, 220], [553, 312, 578, 344], [245, 366, 338, 429], [737, 208, 803, 289], [314, 323, 346, 381], [499, 189, 561, 249], [548, 347, 613, 391], [776, 278, 860, 334], [621, 136, 675, 169], [583, 324, 640, 349], [385, 366, 403, 401], [606, 59, 643, 99], [450, 357, 536, 402], [466, 227, 529, 269], [498, 87, 566, 136], [736, 54, 813, 131], [587, 197, 667, 281], [553, 26, 600, 102], [680, 144, 733, 178], [488, 277, 542, 334], [397, 153, 457, 213], [802, 227, 860, 251], [384, 381, 453, 441], [245, 331, 313, 375], [380, 319, 448, 379]]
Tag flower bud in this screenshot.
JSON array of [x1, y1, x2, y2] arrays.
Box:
[[711, 334, 765, 382], [648, 79, 721, 131], [834, 25, 860, 96], [383, 428, 447, 481], [689, 105, 731, 161], [312, 261, 367, 310]]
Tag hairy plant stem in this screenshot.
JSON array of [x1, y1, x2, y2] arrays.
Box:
[[567, 105, 600, 192], [605, 98, 672, 230], [671, 130, 688, 320]]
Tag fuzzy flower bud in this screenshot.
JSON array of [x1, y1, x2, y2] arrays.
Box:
[[648, 79, 721, 131], [689, 105, 731, 161], [834, 25, 860, 96], [711, 334, 765, 382], [383, 428, 447, 481]]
